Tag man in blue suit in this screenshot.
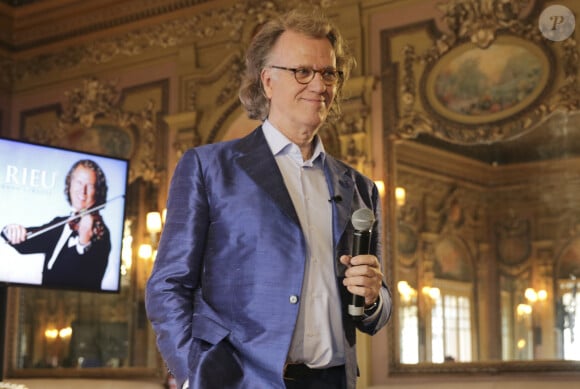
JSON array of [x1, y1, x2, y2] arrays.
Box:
[[145, 8, 392, 389]]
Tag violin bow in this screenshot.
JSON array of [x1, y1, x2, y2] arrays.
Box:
[[26, 194, 125, 239]]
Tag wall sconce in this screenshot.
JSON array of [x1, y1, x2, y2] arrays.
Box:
[[44, 326, 72, 340], [147, 211, 162, 234], [515, 288, 547, 318], [397, 280, 417, 304], [395, 187, 406, 207], [140, 210, 165, 262], [59, 327, 73, 339], [138, 243, 153, 260], [525, 287, 548, 303], [44, 328, 59, 340], [422, 286, 441, 300], [517, 303, 533, 317], [121, 220, 133, 274], [374, 180, 386, 198]]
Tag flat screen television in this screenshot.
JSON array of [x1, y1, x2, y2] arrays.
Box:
[[0, 137, 129, 293]]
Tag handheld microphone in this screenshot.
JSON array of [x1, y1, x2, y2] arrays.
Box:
[[348, 207, 375, 319]]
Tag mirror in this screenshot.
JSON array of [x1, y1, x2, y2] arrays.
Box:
[[390, 111, 580, 371], [381, 0, 580, 374]]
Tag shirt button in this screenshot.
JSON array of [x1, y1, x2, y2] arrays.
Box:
[[289, 295, 299, 304]]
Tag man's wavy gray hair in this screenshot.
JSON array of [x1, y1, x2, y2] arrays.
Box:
[[238, 8, 356, 122]]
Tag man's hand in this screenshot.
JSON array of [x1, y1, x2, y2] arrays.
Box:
[[2, 224, 28, 245], [340, 254, 383, 307], [77, 214, 95, 245]]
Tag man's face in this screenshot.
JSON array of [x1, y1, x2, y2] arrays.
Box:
[[69, 165, 97, 211], [261, 30, 337, 148]]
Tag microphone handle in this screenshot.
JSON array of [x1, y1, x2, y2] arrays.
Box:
[[348, 229, 371, 319]]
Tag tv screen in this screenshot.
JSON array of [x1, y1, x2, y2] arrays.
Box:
[[0, 137, 129, 293]]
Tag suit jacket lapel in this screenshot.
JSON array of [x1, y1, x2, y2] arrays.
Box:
[[234, 126, 301, 227], [324, 156, 354, 249], [233, 127, 356, 241]]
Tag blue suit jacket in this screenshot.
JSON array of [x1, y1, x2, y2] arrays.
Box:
[[145, 126, 391, 389]]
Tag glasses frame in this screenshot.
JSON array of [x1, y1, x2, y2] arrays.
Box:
[[268, 65, 344, 86]]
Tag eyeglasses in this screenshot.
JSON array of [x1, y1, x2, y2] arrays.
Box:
[[268, 65, 343, 86]]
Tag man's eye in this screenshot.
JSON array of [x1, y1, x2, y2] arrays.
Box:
[[295, 68, 312, 77], [322, 71, 337, 79]]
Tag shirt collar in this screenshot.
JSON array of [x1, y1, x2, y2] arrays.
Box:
[[262, 119, 326, 167]]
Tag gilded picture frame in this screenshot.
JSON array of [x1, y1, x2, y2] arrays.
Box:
[[422, 35, 552, 126]]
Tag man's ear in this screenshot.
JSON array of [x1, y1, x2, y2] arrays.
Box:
[[261, 68, 273, 99]]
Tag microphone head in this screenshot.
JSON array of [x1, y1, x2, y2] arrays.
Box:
[[351, 208, 375, 231]]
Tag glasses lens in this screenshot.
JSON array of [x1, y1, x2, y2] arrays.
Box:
[[294, 68, 314, 83], [321, 71, 338, 84]]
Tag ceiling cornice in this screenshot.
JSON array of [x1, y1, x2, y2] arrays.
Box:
[[0, 0, 218, 56], [0, 0, 330, 90]]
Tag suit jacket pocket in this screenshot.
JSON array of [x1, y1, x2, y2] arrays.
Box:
[[188, 313, 243, 389]]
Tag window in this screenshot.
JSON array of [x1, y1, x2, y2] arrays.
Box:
[[399, 304, 419, 363], [559, 278, 580, 360], [430, 280, 473, 363]]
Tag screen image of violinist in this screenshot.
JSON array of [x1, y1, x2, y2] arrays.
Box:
[[1, 159, 113, 291]]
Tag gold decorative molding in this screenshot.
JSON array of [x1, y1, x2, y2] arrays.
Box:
[[3, 0, 212, 50], [433, 0, 535, 51], [0, 0, 330, 88], [22, 77, 166, 184], [334, 75, 378, 174], [392, 0, 579, 145]]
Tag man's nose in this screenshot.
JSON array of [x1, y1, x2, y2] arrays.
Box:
[[309, 71, 327, 91]]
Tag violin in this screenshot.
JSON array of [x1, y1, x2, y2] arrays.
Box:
[[67, 209, 106, 243]]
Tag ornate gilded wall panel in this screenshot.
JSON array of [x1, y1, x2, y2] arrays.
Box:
[[19, 78, 168, 184]]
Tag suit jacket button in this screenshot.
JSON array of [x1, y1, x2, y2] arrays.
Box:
[[289, 295, 299, 304]]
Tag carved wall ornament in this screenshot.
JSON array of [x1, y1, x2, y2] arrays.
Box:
[[335, 113, 368, 168], [22, 77, 166, 184], [397, 220, 419, 258], [494, 209, 532, 267], [1, 0, 330, 86], [435, 0, 534, 51], [334, 76, 377, 173], [393, 0, 579, 145], [59, 78, 122, 130], [433, 235, 474, 282]]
